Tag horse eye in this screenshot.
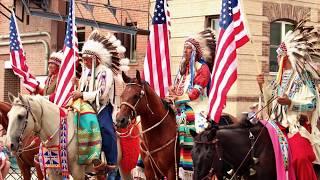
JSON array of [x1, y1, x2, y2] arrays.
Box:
[[17, 114, 24, 120]]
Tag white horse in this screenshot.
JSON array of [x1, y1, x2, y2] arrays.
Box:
[[6, 94, 132, 180]]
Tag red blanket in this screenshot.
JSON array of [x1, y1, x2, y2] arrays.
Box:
[[118, 123, 140, 173]]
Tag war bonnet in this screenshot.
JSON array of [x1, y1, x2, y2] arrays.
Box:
[[81, 30, 130, 77]]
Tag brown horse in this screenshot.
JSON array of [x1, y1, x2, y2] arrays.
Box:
[[0, 101, 43, 180], [116, 71, 178, 180]]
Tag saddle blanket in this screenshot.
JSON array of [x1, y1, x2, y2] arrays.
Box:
[[262, 120, 296, 180], [71, 99, 102, 165], [40, 145, 61, 169], [117, 120, 140, 174]]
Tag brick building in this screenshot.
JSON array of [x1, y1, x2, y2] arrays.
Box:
[[168, 0, 320, 117], [0, 0, 149, 102], [1, 0, 320, 117]]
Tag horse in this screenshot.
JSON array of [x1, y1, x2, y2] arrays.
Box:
[[191, 117, 277, 180], [116, 71, 178, 180], [6, 93, 136, 180], [6, 93, 99, 180], [0, 101, 43, 180]]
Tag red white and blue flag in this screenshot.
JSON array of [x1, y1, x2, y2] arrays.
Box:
[[208, 0, 249, 122], [143, 0, 172, 98], [9, 12, 39, 93], [54, 0, 78, 107]]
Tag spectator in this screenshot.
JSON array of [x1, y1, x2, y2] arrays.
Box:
[[0, 124, 10, 180]]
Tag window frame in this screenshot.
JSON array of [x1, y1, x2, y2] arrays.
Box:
[[114, 22, 137, 63], [77, 27, 86, 52], [269, 20, 295, 74], [205, 15, 220, 30]]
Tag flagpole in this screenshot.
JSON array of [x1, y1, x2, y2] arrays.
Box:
[[72, 0, 77, 91], [238, 0, 264, 119], [238, 0, 261, 74]]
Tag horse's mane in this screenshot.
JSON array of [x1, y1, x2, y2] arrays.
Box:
[[160, 99, 175, 115]]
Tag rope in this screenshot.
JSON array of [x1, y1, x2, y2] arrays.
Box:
[[230, 95, 278, 179], [117, 110, 169, 138]]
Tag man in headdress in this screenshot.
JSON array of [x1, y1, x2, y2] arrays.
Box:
[[169, 29, 215, 178], [35, 51, 63, 96], [257, 20, 320, 180], [71, 30, 129, 178]]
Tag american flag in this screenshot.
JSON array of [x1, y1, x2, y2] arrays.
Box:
[[54, 0, 78, 107], [9, 12, 39, 93], [143, 0, 172, 98], [208, 0, 249, 122]]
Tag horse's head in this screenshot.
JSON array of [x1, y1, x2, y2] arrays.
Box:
[[7, 93, 41, 152], [191, 126, 223, 180], [116, 70, 148, 128]]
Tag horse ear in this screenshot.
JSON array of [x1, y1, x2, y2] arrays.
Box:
[[18, 93, 23, 101], [190, 129, 198, 138], [136, 70, 141, 83], [8, 92, 16, 103], [208, 129, 217, 141], [122, 71, 130, 83]]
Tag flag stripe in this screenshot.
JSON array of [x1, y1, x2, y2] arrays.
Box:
[[163, 25, 172, 89], [145, 41, 154, 88], [153, 25, 165, 97], [210, 28, 234, 82], [54, 49, 74, 104], [150, 27, 161, 95], [208, 48, 236, 113]]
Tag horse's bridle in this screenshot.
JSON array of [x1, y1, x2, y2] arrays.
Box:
[[120, 82, 154, 122], [194, 138, 222, 180], [119, 82, 177, 178], [12, 99, 43, 151]]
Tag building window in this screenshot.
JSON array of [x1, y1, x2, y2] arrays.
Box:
[[269, 21, 295, 72], [77, 27, 85, 52], [115, 22, 137, 62], [4, 69, 20, 102], [205, 15, 220, 30]]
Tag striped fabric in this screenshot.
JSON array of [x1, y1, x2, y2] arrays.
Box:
[[71, 99, 101, 165], [176, 104, 196, 171]]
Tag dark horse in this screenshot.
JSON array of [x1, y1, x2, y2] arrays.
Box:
[[191, 118, 276, 180], [116, 71, 178, 180], [0, 101, 43, 180]]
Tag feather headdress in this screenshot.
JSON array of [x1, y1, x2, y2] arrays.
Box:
[[277, 19, 320, 82], [81, 30, 130, 79], [48, 50, 63, 66], [185, 29, 216, 71]]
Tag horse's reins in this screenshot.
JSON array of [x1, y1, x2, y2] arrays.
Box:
[[229, 95, 279, 180], [118, 82, 170, 138], [194, 139, 220, 180], [12, 98, 75, 153], [118, 82, 178, 179]]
